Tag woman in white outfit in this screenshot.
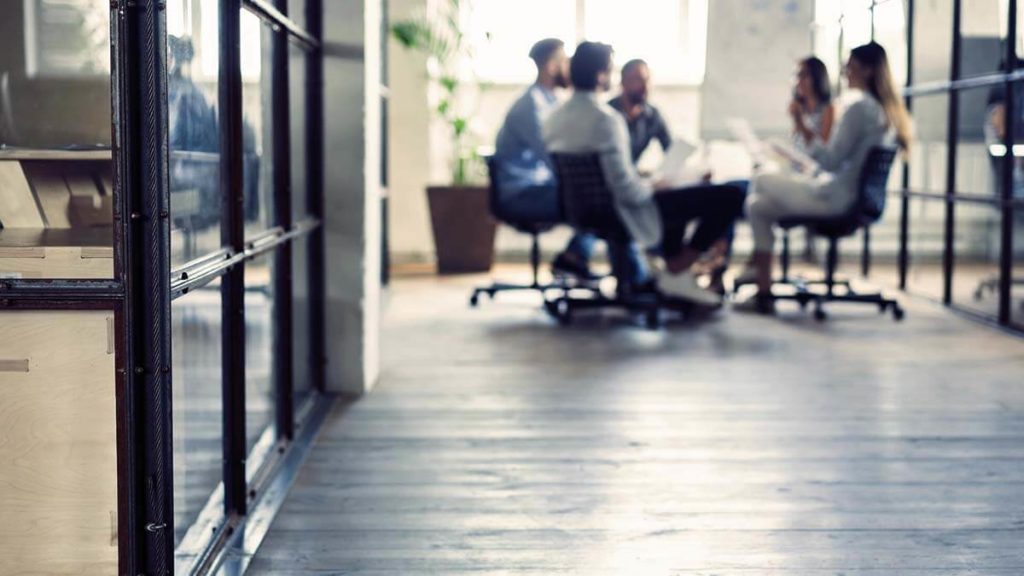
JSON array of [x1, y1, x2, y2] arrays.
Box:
[[736, 42, 912, 314]]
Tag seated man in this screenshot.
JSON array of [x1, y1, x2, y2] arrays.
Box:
[[608, 59, 672, 163], [609, 58, 740, 294], [494, 38, 646, 289], [544, 42, 744, 306]]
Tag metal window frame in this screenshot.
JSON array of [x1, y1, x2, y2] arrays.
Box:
[[1, 0, 329, 573], [890, 0, 1022, 332]]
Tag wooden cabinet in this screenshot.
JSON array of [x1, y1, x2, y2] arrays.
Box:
[[0, 310, 118, 575]]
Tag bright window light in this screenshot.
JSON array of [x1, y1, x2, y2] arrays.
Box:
[[585, 0, 707, 85], [469, 0, 708, 85], [468, 1, 576, 84]]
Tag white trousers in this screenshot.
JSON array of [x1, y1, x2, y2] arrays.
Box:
[[746, 172, 851, 253]]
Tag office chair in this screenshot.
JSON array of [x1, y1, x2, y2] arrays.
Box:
[[549, 152, 692, 329], [469, 156, 578, 307], [763, 146, 905, 321]]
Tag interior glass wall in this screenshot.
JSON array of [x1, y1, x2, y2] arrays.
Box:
[[0, 0, 114, 279]]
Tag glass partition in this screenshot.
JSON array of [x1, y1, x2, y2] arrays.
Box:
[[0, 0, 113, 279], [168, 0, 222, 270], [171, 280, 224, 548], [243, 12, 275, 238], [245, 251, 277, 453]]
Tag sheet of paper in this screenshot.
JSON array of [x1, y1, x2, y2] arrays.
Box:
[[653, 138, 704, 188]]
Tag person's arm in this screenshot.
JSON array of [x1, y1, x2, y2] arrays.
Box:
[[807, 99, 869, 171], [599, 114, 655, 204]]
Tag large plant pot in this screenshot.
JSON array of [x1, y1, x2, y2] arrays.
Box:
[[427, 185, 497, 274]]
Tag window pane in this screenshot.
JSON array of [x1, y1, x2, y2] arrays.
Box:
[[469, 0, 576, 83], [292, 235, 314, 408], [290, 44, 309, 222], [243, 13, 274, 237], [913, 0, 954, 84], [960, 0, 1003, 81], [245, 251, 276, 453], [907, 197, 947, 301], [0, 1, 113, 279], [584, 0, 708, 84], [1014, 208, 1024, 328], [169, 0, 222, 269], [909, 94, 950, 195], [289, 0, 307, 31], [172, 280, 223, 549]]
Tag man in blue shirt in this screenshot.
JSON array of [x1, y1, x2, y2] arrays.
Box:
[[494, 39, 648, 290], [608, 59, 672, 163]]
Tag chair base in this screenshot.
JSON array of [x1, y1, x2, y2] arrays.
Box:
[[773, 283, 904, 322], [974, 274, 1024, 311], [544, 289, 696, 330]]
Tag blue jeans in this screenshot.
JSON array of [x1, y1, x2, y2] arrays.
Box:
[[564, 233, 649, 287]]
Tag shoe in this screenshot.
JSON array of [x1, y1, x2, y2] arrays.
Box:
[[733, 292, 776, 315], [552, 252, 599, 281], [655, 270, 722, 307], [616, 279, 659, 300]]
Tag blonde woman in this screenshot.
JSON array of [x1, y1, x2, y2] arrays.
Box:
[[737, 42, 912, 314]]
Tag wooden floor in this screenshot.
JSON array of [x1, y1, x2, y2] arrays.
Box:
[[249, 266, 1024, 575]]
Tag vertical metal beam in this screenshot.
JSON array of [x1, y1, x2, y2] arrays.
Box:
[[943, 0, 962, 305], [999, 0, 1017, 325], [116, 0, 175, 571], [220, 0, 248, 515], [899, 0, 914, 290], [272, 0, 295, 439], [307, 0, 327, 393]]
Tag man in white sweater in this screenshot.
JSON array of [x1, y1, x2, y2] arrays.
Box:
[[543, 42, 744, 306]]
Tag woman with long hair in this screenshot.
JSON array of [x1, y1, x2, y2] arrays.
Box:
[[736, 42, 912, 314], [790, 56, 836, 150]]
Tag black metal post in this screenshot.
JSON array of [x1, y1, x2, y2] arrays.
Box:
[[943, 0, 962, 305], [999, 0, 1017, 325], [220, 0, 248, 516], [898, 0, 914, 290], [116, 0, 175, 572], [307, 0, 327, 393], [273, 0, 296, 439]]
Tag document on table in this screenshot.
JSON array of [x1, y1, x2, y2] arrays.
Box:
[[652, 138, 706, 188]]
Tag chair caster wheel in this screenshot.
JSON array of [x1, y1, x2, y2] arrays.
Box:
[[470, 294, 480, 307], [554, 299, 573, 326], [645, 310, 660, 330], [813, 308, 827, 322], [892, 306, 905, 321]]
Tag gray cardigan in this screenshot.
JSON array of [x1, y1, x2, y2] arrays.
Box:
[[543, 91, 663, 248]]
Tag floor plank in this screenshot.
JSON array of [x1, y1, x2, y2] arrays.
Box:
[[248, 268, 1024, 574]]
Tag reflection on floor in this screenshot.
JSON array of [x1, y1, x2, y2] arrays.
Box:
[[249, 265, 1024, 574]]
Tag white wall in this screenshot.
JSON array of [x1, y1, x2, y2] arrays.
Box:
[[323, 0, 382, 394]]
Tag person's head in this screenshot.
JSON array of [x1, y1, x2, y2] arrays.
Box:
[[846, 42, 912, 150], [620, 59, 651, 104], [529, 38, 569, 88], [168, 35, 194, 77], [570, 41, 614, 92], [795, 56, 831, 105]]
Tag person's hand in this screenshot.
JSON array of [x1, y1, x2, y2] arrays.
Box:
[[652, 178, 671, 191], [701, 171, 713, 183], [788, 99, 802, 120]]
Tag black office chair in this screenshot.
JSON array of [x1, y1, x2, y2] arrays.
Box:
[[549, 152, 690, 328], [766, 146, 905, 321], [470, 156, 575, 307]]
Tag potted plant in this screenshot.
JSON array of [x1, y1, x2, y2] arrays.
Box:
[[391, 0, 497, 274]]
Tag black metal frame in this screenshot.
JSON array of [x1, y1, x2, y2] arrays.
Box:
[[1, 0, 329, 573], [856, 0, 1024, 332]]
